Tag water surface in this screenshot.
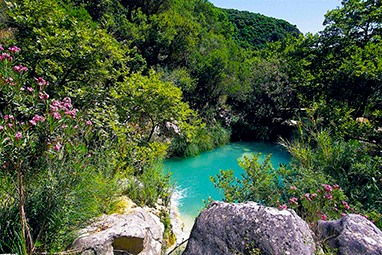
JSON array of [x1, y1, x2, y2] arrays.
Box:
[[164, 141, 290, 231]]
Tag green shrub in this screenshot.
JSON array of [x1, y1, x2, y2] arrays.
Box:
[[122, 165, 173, 208], [170, 123, 231, 158]]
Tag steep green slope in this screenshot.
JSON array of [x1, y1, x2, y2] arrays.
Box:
[[222, 8, 301, 50]]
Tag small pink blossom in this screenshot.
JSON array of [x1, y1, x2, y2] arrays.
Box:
[[50, 105, 59, 112], [278, 204, 287, 210], [322, 184, 333, 192], [27, 87, 34, 92], [53, 142, 62, 151], [13, 65, 28, 72], [62, 97, 71, 103], [29, 120, 37, 126], [53, 112, 61, 120], [34, 77, 48, 87], [0, 126, 3, 130], [289, 197, 298, 204], [33, 115, 45, 122], [290, 186, 297, 190], [39, 92, 49, 100], [0, 44, 3, 51], [8, 46, 21, 53], [85, 120, 92, 125], [321, 214, 328, 221], [340, 213, 346, 216], [15, 132, 22, 140], [52, 100, 60, 107]]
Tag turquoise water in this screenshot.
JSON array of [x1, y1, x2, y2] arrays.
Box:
[[163, 141, 290, 230]]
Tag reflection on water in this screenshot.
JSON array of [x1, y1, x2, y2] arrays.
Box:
[[163, 141, 290, 231]]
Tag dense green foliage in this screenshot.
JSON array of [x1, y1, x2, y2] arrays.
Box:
[[223, 8, 301, 50]]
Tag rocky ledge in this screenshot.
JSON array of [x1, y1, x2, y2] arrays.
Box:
[[183, 201, 382, 255], [71, 200, 382, 255]]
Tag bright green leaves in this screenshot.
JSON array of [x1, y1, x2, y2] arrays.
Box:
[[211, 153, 281, 203], [5, 0, 133, 100], [112, 70, 196, 143], [323, 0, 382, 45]]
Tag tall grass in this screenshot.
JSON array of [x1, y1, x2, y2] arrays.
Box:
[[0, 146, 120, 253]]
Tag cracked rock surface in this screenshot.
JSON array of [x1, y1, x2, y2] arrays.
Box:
[[71, 207, 164, 255], [316, 214, 382, 255], [183, 201, 317, 255]]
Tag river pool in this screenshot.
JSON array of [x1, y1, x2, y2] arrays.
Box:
[[163, 141, 290, 231]]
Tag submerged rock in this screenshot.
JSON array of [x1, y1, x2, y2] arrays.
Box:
[[183, 201, 318, 255], [316, 214, 382, 255], [71, 206, 164, 255]]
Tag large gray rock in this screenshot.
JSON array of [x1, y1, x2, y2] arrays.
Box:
[[71, 207, 164, 255], [183, 201, 318, 255], [316, 214, 382, 255]]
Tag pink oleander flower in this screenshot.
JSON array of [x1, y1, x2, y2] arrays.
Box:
[[39, 92, 49, 100], [8, 46, 21, 53], [311, 193, 318, 197], [340, 213, 346, 216], [13, 65, 28, 72], [62, 97, 71, 103], [325, 194, 333, 200], [15, 132, 22, 140], [20, 87, 25, 91], [1, 52, 10, 59], [27, 87, 34, 92], [35, 77, 48, 87], [50, 105, 59, 112], [322, 184, 333, 192], [8, 123, 13, 128], [321, 214, 328, 221], [279, 204, 287, 210], [0, 44, 3, 51], [52, 100, 61, 107], [29, 120, 37, 126], [53, 142, 62, 151], [86, 120, 92, 125], [290, 186, 297, 190], [289, 197, 298, 204], [0, 125, 3, 130], [53, 112, 61, 120], [63, 102, 72, 108], [33, 115, 45, 122]]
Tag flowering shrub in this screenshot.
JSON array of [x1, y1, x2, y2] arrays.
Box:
[[273, 184, 380, 229], [0, 45, 94, 253]]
